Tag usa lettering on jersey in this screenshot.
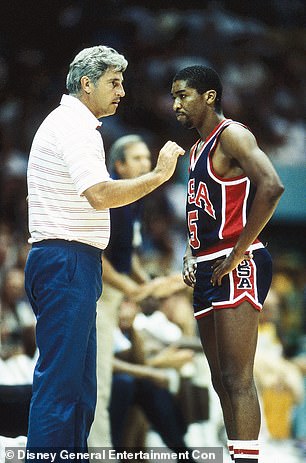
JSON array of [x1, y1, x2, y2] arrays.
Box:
[[186, 119, 256, 255], [188, 178, 216, 219]]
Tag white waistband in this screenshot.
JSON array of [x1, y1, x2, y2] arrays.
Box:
[[196, 241, 264, 263]]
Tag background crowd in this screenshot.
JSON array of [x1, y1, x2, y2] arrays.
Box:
[[0, 1, 305, 461]]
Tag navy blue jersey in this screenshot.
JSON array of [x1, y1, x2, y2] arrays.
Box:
[[104, 172, 143, 274], [105, 201, 143, 274], [186, 119, 260, 259]]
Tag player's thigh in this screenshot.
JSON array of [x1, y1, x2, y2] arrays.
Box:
[[214, 301, 260, 374], [197, 314, 221, 379]]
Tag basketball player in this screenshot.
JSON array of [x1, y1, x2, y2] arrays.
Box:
[[171, 65, 284, 463]]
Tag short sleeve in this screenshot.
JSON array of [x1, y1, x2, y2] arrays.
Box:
[[61, 126, 111, 195]]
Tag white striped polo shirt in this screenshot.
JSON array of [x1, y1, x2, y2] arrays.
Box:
[[27, 94, 112, 250]]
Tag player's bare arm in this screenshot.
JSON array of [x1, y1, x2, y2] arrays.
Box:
[[211, 125, 284, 286], [83, 141, 184, 209]]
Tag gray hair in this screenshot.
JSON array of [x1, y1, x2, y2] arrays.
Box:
[[108, 135, 144, 173], [66, 45, 128, 96]]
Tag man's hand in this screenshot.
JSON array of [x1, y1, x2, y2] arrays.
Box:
[[154, 141, 185, 182], [211, 251, 253, 286], [182, 253, 197, 288], [147, 345, 194, 370], [128, 274, 186, 302]]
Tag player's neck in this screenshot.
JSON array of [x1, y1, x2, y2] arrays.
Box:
[[198, 113, 224, 141]]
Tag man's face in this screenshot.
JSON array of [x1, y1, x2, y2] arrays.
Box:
[[88, 68, 125, 118], [171, 79, 206, 129], [116, 141, 152, 179]]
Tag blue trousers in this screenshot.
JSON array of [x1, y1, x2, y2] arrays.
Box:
[[24, 240, 102, 450]]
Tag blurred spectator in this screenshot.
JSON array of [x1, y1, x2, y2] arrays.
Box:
[[110, 298, 194, 452], [0, 266, 35, 360], [272, 254, 306, 357], [255, 289, 304, 439], [89, 134, 188, 448]]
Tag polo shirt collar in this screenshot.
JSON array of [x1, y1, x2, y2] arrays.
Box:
[[60, 94, 102, 128]]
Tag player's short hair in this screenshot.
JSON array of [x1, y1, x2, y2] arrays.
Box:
[[66, 45, 128, 96], [108, 135, 145, 174], [173, 65, 223, 113]]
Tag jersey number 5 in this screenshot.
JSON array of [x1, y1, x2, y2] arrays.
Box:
[[188, 210, 200, 249]]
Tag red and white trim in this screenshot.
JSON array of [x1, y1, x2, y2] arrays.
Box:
[[233, 439, 259, 461], [194, 306, 214, 319], [190, 119, 232, 171], [213, 293, 262, 312]]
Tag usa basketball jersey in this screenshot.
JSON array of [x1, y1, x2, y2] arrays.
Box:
[[186, 118, 263, 260]]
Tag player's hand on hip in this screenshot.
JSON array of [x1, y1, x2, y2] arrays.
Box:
[[154, 141, 185, 182], [211, 251, 253, 286]]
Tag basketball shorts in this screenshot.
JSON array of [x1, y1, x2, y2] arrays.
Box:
[[193, 247, 272, 319]]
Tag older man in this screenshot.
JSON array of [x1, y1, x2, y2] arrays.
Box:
[[25, 45, 184, 451]]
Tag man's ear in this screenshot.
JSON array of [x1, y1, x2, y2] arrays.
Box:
[[205, 89, 217, 105], [114, 159, 125, 176], [80, 76, 92, 94]]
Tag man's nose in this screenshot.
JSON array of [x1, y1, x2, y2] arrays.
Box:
[[118, 84, 125, 97], [173, 99, 181, 111]]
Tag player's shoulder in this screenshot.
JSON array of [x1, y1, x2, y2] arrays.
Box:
[[221, 120, 256, 145], [223, 120, 252, 136], [219, 120, 258, 158]]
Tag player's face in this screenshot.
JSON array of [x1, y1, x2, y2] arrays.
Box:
[[171, 80, 206, 129], [88, 68, 125, 118], [116, 142, 152, 179]]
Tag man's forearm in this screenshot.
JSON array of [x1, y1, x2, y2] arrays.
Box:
[[83, 140, 185, 210], [84, 170, 164, 210], [233, 183, 284, 258], [102, 256, 139, 295]]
